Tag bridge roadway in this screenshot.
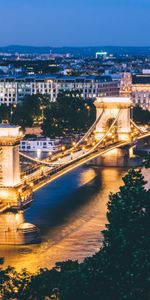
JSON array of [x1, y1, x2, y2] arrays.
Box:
[[21, 149, 85, 184], [24, 140, 130, 193], [22, 130, 150, 194]]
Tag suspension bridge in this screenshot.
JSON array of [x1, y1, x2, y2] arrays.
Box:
[[0, 96, 149, 244]]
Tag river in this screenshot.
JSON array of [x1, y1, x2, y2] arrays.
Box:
[[0, 166, 136, 272]]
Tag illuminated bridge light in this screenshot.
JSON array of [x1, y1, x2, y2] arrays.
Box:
[[0, 98, 149, 245]]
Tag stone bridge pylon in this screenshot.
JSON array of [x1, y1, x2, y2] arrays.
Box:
[[91, 97, 133, 167], [94, 97, 132, 141], [0, 123, 39, 245]]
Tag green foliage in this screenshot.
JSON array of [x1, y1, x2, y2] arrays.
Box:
[[0, 266, 31, 300], [0, 94, 49, 128], [0, 168, 150, 300], [0, 91, 96, 136], [11, 94, 51, 128], [0, 104, 12, 123], [100, 169, 150, 300], [42, 91, 96, 137], [142, 154, 150, 168]]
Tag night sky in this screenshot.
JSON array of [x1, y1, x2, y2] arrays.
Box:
[[0, 0, 150, 46]]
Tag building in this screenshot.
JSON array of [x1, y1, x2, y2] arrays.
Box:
[[132, 74, 150, 110], [20, 137, 61, 152], [0, 75, 120, 106], [120, 73, 132, 97], [0, 80, 18, 106], [96, 52, 107, 59], [120, 73, 150, 111]]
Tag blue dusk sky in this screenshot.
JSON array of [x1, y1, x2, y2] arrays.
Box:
[[0, 0, 150, 46]]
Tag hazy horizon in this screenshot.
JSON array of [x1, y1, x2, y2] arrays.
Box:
[[1, 45, 150, 48]]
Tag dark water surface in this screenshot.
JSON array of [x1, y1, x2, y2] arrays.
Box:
[[0, 166, 127, 272]]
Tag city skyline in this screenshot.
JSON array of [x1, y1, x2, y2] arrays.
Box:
[[1, 0, 150, 47]]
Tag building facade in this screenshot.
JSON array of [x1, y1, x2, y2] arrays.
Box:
[[132, 75, 150, 111], [120, 73, 150, 111], [0, 75, 120, 106], [0, 80, 18, 106], [20, 137, 61, 152]]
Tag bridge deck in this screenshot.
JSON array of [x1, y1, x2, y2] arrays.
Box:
[[26, 141, 129, 192]]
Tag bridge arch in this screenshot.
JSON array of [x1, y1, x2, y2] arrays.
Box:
[[105, 117, 118, 132], [94, 97, 132, 141]]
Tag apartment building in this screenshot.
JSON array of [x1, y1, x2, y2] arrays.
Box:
[[0, 75, 119, 106], [0, 80, 18, 106]]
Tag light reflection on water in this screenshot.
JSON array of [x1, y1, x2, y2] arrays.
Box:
[[0, 167, 127, 273]]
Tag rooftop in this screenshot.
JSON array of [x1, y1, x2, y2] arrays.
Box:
[[0, 74, 113, 82], [0, 124, 21, 138], [0, 124, 20, 129]]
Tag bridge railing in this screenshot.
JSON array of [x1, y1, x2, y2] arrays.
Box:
[[70, 109, 104, 150], [85, 109, 121, 155], [20, 110, 121, 178]]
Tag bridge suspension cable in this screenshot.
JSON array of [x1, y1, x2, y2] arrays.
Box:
[[19, 110, 104, 167], [72, 109, 104, 149], [20, 109, 143, 176], [20, 110, 121, 170], [86, 109, 121, 154], [59, 110, 122, 167], [19, 152, 62, 166], [130, 119, 144, 134]]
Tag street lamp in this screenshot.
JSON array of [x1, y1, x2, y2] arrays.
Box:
[[24, 175, 27, 184], [61, 145, 66, 155], [40, 105, 44, 124], [72, 141, 76, 147], [61, 145, 66, 151], [10, 104, 16, 123]]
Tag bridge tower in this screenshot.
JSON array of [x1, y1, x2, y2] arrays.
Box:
[[0, 124, 21, 187], [0, 124, 39, 245], [94, 97, 132, 141], [93, 97, 133, 166]]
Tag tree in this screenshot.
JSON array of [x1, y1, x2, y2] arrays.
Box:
[[42, 91, 96, 137], [143, 154, 150, 168], [0, 104, 11, 123], [99, 169, 150, 300], [0, 166, 150, 300], [12, 94, 51, 128]]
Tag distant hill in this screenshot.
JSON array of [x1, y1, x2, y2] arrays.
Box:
[[0, 45, 150, 56]]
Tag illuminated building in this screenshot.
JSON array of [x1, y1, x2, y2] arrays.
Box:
[[0, 75, 119, 105], [120, 73, 150, 111], [20, 137, 61, 152], [96, 51, 107, 59], [120, 73, 132, 97], [132, 74, 150, 110], [0, 81, 17, 106]]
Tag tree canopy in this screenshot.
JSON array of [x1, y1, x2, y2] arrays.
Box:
[[42, 91, 96, 137], [0, 91, 96, 136], [0, 164, 150, 299]]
